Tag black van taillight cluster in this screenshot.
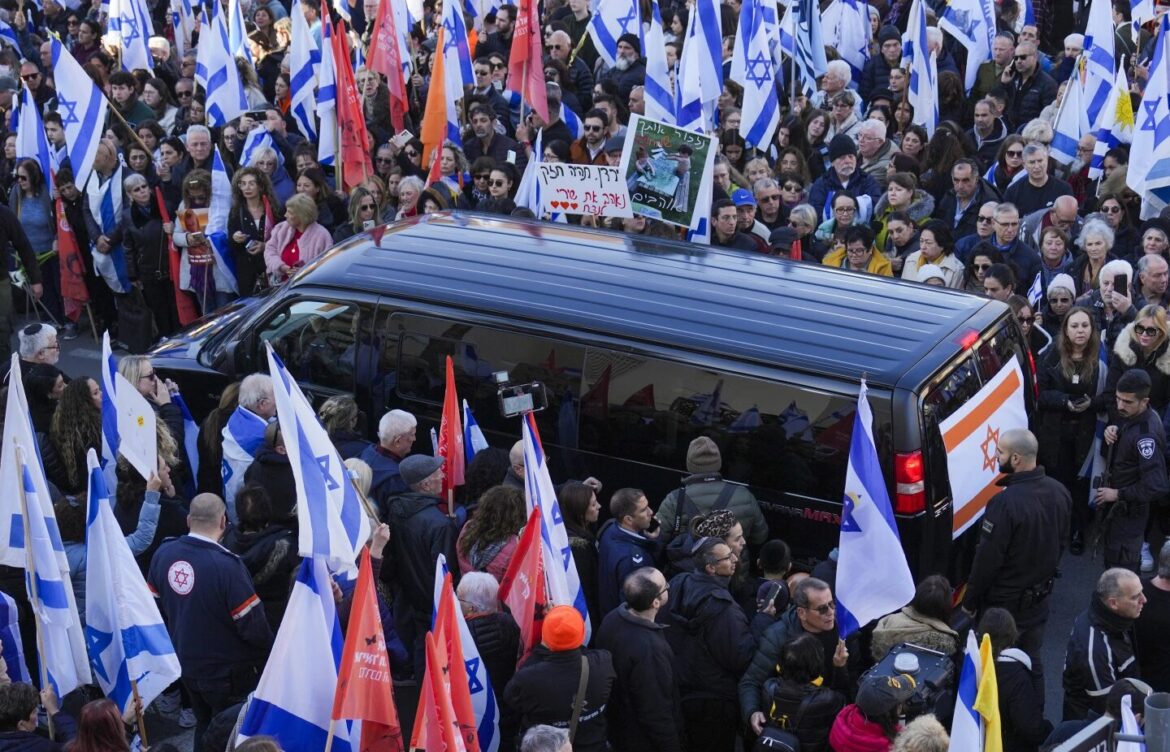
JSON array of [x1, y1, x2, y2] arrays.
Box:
[[894, 450, 926, 515]]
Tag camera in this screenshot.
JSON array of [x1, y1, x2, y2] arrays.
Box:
[[494, 370, 549, 418]]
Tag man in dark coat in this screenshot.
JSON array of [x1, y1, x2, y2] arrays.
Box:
[[596, 488, 661, 614], [504, 606, 616, 752], [1000, 41, 1058, 130], [596, 567, 684, 752], [933, 159, 1001, 242], [807, 136, 883, 220], [242, 423, 297, 520], [383, 454, 459, 677], [961, 428, 1071, 668], [359, 409, 417, 519], [600, 34, 647, 101]]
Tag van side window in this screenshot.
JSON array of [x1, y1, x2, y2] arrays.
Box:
[[257, 299, 369, 395], [390, 314, 585, 447], [578, 349, 872, 502]]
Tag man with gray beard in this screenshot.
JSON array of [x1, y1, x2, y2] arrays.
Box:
[[600, 33, 646, 101]]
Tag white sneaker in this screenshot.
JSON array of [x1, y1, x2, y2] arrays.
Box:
[[178, 708, 197, 728], [1141, 542, 1155, 572]]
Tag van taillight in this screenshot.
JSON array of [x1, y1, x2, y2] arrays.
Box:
[[1025, 349, 1039, 400], [894, 450, 926, 514]]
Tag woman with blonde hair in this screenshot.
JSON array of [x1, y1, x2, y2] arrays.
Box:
[[1106, 304, 1170, 415], [117, 354, 192, 487], [264, 193, 333, 284]]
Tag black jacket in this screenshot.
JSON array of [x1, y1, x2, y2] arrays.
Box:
[[1103, 405, 1168, 565], [932, 180, 1001, 241], [121, 198, 169, 281], [243, 446, 297, 521], [961, 467, 1071, 628], [329, 428, 372, 461], [504, 645, 616, 752], [466, 610, 521, 699], [1003, 70, 1058, 130], [595, 606, 684, 752], [1036, 348, 1107, 474], [1107, 325, 1170, 416], [995, 649, 1053, 752], [660, 571, 755, 704], [382, 490, 459, 626], [0, 712, 75, 752], [0, 203, 39, 284], [762, 676, 846, 752], [1063, 595, 1140, 720], [222, 522, 299, 630]]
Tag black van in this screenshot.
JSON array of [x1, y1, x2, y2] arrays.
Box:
[[149, 212, 1035, 579]]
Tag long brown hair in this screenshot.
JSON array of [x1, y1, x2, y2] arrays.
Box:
[[1058, 306, 1101, 383], [457, 485, 525, 558], [51, 378, 102, 493]]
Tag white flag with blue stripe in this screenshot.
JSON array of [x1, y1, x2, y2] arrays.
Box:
[[240, 127, 284, 167], [462, 400, 488, 462], [237, 557, 353, 752], [228, 0, 255, 63], [588, 0, 641, 69], [89, 165, 132, 294], [267, 344, 371, 572], [317, 13, 338, 167], [1051, 69, 1089, 166], [903, 0, 938, 137], [172, 394, 200, 497], [561, 104, 583, 140], [290, 0, 321, 141], [1083, 0, 1116, 130], [835, 378, 915, 638], [170, 0, 197, 62], [0, 355, 91, 697], [0, 591, 31, 684], [195, 0, 248, 126], [100, 332, 120, 494], [1127, 13, 1170, 212], [206, 146, 238, 294], [521, 412, 591, 641], [938, 0, 996, 92], [950, 631, 984, 752], [676, 0, 722, 132], [434, 555, 500, 752], [221, 403, 269, 522], [822, 0, 870, 81], [0, 19, 20, 50], [109, 0, 155, 72], [50, 36, 107, 188], [514, 130, 566, 223], [733, 0, 780, 149], [84, 448, 180, 714], [15, 86, 52, 186], [644, 0, 675, 124], [791, 0, 828, 96]]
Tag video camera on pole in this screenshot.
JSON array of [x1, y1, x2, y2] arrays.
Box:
[[494, 370, 549, 418]]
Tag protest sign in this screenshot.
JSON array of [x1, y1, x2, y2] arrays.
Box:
[[536, 163, 633, 218], [619, 114, 717, 230], [113, 372, 158, 481]]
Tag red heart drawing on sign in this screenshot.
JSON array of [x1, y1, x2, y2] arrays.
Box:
[[570, 202, 579, 210]]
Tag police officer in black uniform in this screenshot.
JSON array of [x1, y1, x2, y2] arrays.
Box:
[[962, 428, 1071, 668], [1096, 369, 1169, 572]]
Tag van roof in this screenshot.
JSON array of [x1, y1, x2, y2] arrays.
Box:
[[300, 212, 999, 386]]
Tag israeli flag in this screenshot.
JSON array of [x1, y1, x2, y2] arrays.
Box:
[[733, 0, 780, 149], [522, 412, 591, 641], [100, 333, 120, 493], [84, 449, 181, 713], [440, 0, 473, 147], [172, 394, 200, 497], [316, 13, 338, 167], [0, 19, 20, 50], [221, 404, 269, 521], [290, 0, 321, 141], [903, 0, 939, 137], [1051, 71, 1089, 166], [462, 400, 488, 463], [15, 86, 52, 187], [561, 104, 583, 140], [950, 631, 984, 752], [1133, 0, 1157, 29], [434, 555, 500, 752], [514, 130, 566, 223], [195, 0, 248, 126], [108, 0, 155, 72], [1127, 14, 1170, 208], [822, 0, 870, 81], [938, 0, 995, 92], [170, 0, 197, 61], [50, 37, 107, 188], [228, 0, 254, 63], [237, 558, 353, 752], [267, 344, 371, 572], [240, 127, 284, 167], [588, 0, 641, 69], [791, 0, 828, 97], [0, 591, 31, 684], [1026, 272, 1043, 307], [88, 165, 132, 294], [1084, 0, 1116, 130], [643, 0, 675, 124], [835, 379, 915, 638], [207, 146, 238, 295], [0, 355, 91, 697], [676, 0, 722, 132]]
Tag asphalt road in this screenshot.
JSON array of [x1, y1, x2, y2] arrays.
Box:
[[44, 317, 1109, 748]]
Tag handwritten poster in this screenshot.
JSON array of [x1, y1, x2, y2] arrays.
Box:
[[536, 163, 633, 218], [618, 114, 717, 230]]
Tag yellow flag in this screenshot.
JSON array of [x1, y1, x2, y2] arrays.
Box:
[[973, 633, 1002, 752]]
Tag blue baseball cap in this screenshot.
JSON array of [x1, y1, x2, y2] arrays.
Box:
[[731, 188, 756, 207]]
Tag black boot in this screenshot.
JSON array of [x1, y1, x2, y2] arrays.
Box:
[[1070, 530, 1084, 556]]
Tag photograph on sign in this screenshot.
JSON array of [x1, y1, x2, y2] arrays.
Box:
[[618, 114, 717, 230]]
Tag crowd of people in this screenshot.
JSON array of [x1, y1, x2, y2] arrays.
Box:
[[0, 0, 1168, 749]]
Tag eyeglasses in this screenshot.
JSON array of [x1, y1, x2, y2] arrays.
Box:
[[551, 43, 564, 49], [1017, 315, 1035, 325], [758, 194, 781, 203], [975, 263, 992, 271], [490, 62, 506, 69], [846, 246, 870, 255], [490, 179, 508, 187], [805, 600, 836, 615], [656, 584, 670, 598], [139, 370, 157, 381], [1135, 324, 1162, 337], [1103, 205, 1123, 213], [834, 206, 856, 214], [977, 215, 995, 223], [995, 219, 1019, 227]]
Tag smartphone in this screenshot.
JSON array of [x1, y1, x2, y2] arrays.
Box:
[[1114, 273, 1128, 294], [246, 110, 267, 121], [362, 219, 376, 230]]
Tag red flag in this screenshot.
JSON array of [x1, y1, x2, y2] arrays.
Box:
[[438, 355, 465, 501], [434, 574, 479, 752], [333, 549, 405, 752], [790, 237, 803, 262], [56, 196, 89, 323], [419, 26, 449, 172], [366, 0, 406, 133], [507, 0, 549, 123], [623, 384, 655, 408], [155, 187, 200, 326], [498, 508, 546, 663], [580, 364, 611, 422], [410, 632, 467, 752], [334, 19, 374, 191]]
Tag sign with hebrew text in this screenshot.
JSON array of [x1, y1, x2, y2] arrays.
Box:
[[619, 114, 717, 230], [536, 163, 633, 218]]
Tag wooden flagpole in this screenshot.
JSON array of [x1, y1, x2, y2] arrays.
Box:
[[130, 680, 148, 748]]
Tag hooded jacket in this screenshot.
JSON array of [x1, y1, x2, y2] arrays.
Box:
[[870, 605, 959, 662], [660, 570, 755, 704], [596, 519, 661, 615], [828, 704, 896, 752]]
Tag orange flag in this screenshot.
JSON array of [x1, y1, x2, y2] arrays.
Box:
[[434, 574, 479, 752], [334, 18, 374, 191], [419, 26, 448, 172], [410, 632, 466, 752], [438, 356, 465, 502], [333, 548, 404, 752], [507, 0, 549, 123], [498, 508, 546, 663], [366, 0, 406, 132]]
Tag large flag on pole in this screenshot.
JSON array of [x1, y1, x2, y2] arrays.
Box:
[[498, 508, 546, 662], [109, 0, 154, 71], [950, 631, 984, 752], [588, 0, 641, 69], [267, 344, 371, 570], [206, 146, 238, 295], [1083, 0, 1116, 129], [1089, 61, 1134, 179], [16, 86, 52, 187], [676, 0, 722, 131], [170, 0, 197, 59], [822, 0, 871, 81], [237, 558, 353, 751], [55, 195, 88, 323], [835, 379, 915, 638], [317, 11, 338, 168], [973, 634, 1002, 752], [195, 0, 248, 126], [50, 37, 107, 188], [366, 0, 407, 132], [290, 0, 322, 141], [643, 0, 675, 124], [732, 0, 780, 149], [415, 632, 467, 752], [431, 572, 479, 752], [100, 332, 120, 493], [903, 0, 939, 137], [228, 0, 254, 63], [791, 0, 828, 96], [440, 0, 474, 148], [0, 355, 91, 697], [334, 20, 374, 191], [462, 400, 489, 462], [507, 0, 549, 123], [438, 356, 466, 503], [84, 449, 181, 713], [1050, 69, 1089, 166], [938, 0, 996, 92], [521, 413, 591, 641], [1130, 14, 1170, 217]]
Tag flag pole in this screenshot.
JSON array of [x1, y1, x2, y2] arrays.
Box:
[[324, 718, 337, 752], [447, 487, 455, 519], [130, 680, 148, 748], [15, 445, 55, 742]]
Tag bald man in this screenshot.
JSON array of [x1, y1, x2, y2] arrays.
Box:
[[148, 494, 273, 748], [962, 429, 1071, 669]]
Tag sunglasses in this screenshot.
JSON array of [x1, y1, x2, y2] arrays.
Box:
[[583, 124, 604, 132], [1006, 150, 1023, 157], [140, 370, 158, 381], [1103, 205, 1123, 213], [759, 194, 781, 203], [805, 600, 836, 615], [16, 175, 27, 182], [1135, 324, 1162, 337], [490, 62, 506, 69], [474, 173, 490, 180], [782, 184, 802, 192], [20, 73, 37, 82], [1014, 54, 1031, 60], [490, 179, 508, 187], [1017, 315, 1035, 325], [176, 90, 193, 98], [977, 215, 995, 223], [404, 150, 418, 158], [975, 263, 992, 271]]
